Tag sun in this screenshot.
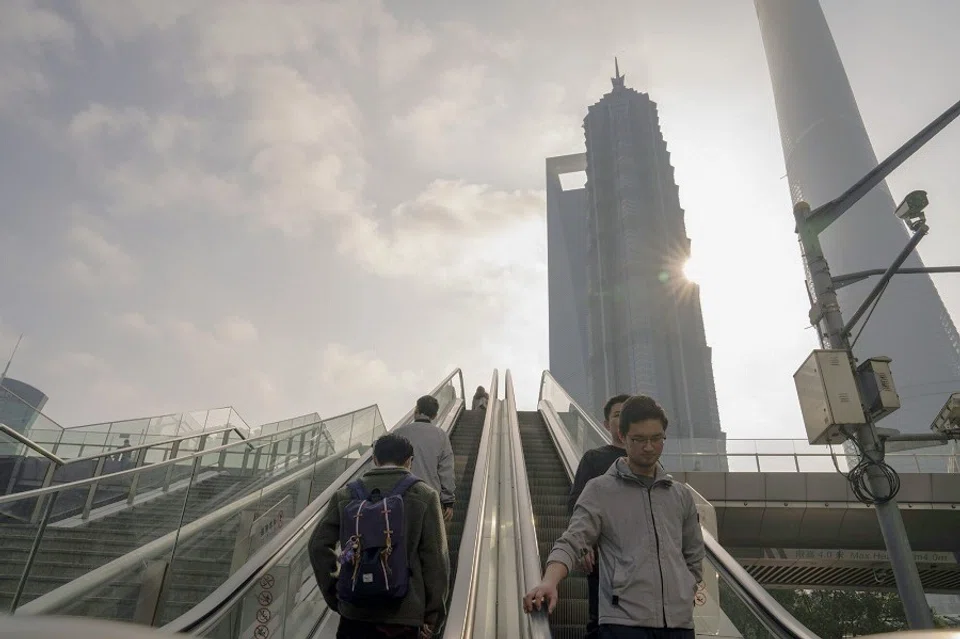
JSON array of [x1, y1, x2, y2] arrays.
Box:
[[682, 256, 702, 284]]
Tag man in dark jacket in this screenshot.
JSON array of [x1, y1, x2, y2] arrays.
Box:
[[525, 395, 705, 639], [309, 433, 450, 639], [568, 393, 630, 639]]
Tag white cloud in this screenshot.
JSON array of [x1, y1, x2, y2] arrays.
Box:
[[317, 343, 422, 422], [340, 179, 545, 285], [216, 317, 259, 344], [63, 223, 139, 288], [114, 312, 160, 338], [0, 2, 75, 112]]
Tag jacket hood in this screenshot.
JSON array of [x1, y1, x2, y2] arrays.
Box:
[[607, 457, 674, 486]]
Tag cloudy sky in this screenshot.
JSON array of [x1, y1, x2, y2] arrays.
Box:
[[1, 0, 958, 438]]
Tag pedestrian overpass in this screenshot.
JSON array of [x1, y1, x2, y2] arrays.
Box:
[[676, 470, 960, 593]]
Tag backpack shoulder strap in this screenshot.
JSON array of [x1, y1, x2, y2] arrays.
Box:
[[347, 480, 370, 501], [387, 474, 421, 498]]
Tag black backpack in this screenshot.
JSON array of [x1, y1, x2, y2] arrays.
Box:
[[336, 475, 420, 604]]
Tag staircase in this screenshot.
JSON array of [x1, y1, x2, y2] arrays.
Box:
[[517, 410, 588, 639], [0, 456, 355, 623]]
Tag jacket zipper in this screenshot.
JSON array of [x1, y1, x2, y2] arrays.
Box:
[[646, 487, 667, 628]]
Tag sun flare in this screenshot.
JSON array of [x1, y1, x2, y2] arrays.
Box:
[[682, 256, 702, 284]]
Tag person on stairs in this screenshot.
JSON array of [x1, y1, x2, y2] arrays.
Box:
[[309, 433, 449, 639], [393, 395, 456, 524], [523, 395, 706, 639], [471, 385, 489, 411], [567, 393, 630, 639]]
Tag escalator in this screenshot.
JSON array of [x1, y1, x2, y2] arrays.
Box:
[[517, 410, 587, 639], [445, 409, 487, 592], [513, 370, 823, 639], [3, 368, 828, 639]]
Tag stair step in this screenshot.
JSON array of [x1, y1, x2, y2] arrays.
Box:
[[517, 411, 590, 635]]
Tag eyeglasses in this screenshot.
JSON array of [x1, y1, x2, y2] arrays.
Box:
[[626, 435, 665, 447]]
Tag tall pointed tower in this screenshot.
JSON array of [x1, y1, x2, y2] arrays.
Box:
[[580, 61, 725, 453], [755, 0, 960, 464]]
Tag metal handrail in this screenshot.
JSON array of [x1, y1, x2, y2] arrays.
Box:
[[537, 374, 821, 639], [0, 424, 65, 466], [504, 370, 552, 639], [164, 368, 468, 635], [8, 399, 395, 615], [14, 441, 363, 615], [701, 528, 820, 639], [61, 425, 248, 467], [0, 413, 334, 506], [444, 369, 500, 639]]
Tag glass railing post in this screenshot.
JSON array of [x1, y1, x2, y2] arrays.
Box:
[[163, 440, 182, 492], [218, 430, 231, 468], [81, 455, 108, 521], [268, 440, 279, 471], [198, 433, 209, 452], [30, 463, 59, 524], [11, 492, 60, 613], [127, 447, 149, 505], [347, 412, 357, 450], [251, 448, 263, 476]]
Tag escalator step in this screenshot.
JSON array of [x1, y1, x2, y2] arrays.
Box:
[[517, 410, 592, 638]]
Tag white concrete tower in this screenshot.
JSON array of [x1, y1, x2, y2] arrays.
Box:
[[755, 0, 960, 462]]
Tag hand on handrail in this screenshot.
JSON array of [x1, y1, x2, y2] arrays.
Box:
[[522, 579, 559, 615]]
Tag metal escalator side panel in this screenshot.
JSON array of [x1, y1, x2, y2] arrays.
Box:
[[502, 369, 552, 639], [443, 370, 500, 639], [157, 368, 473, 639]]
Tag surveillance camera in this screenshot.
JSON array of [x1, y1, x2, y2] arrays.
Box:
[[894, 190, 928, 226], [930, 392, 960, 434]]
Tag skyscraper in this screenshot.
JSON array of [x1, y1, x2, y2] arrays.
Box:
[[755, 0, 960, 468], [547, 64, 725, 464], [0, 378, 49, 456]]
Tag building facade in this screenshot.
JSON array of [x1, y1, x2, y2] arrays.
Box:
[[547, 66, 726, 466], [755, 0, 960, 472], [0, 378, 49, 456], [547, 153, 591, 414]]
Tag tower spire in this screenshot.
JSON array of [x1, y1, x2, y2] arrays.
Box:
[[0, 334, 22, 385], [612, 57, 625, 90]]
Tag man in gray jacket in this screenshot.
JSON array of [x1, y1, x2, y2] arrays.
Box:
[[523, 395, 705, 639], [393, 395, 456, 522]]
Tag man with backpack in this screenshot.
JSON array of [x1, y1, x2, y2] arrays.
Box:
[[309, 433, 450, 639]]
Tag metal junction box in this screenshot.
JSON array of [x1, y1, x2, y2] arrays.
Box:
[[793, 350, 867, 445], [857, 356, 901, 422]]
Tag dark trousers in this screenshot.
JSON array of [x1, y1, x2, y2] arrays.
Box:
[[598, 626, 695, 639], [336, 616, 419, 639], [585, 562, 600, 638]]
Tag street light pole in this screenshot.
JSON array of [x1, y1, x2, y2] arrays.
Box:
[[794, 203, 935, 629], [788, 95, 960, 630]]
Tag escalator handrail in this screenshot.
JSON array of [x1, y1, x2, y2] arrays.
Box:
[[537, 384, 822, 639], [165, 368, 468, 634], [443, 369, 500, 639], [504, 370, 553, 639], [537, 371, 610, 446], [701, 528, 820, 639]]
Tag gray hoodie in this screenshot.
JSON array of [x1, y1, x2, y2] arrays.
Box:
[[392, 418, 456, 507], [546, 458, 705, 629]]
